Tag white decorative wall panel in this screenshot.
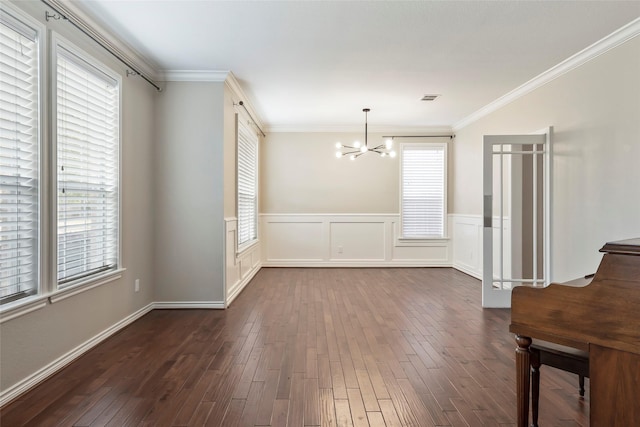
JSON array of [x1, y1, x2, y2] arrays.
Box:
[[330, 222, 385, 260], [451, 214, 483, 279], [225, 218, 261, 306], [264, 221, 324, 261], [392, 244, 449, 262], [450, 214, 511, 281], [261, 214, 451, 267]]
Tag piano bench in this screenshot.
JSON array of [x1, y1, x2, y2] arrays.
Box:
[[530, 340, 589, 427]]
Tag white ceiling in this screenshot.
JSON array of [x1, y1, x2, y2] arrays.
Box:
[[75, 0, 640, 131]]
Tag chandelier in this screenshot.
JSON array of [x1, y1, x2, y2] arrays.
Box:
[[335, 108, 396, 160]]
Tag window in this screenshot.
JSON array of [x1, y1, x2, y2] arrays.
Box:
[[400, 143, 447, 238], [55, 42, 120, 286], [0, 8, 40, 305], [236, 117, 258, 249]]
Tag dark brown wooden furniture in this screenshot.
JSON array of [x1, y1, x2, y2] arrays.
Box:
[[530, 340, 589, 427], [510, 238, 640, 427]]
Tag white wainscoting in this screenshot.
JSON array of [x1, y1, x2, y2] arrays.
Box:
[[450, 214, 511, 281], [260, 214, 452, 267], [225, 218, 262, 306], [451, 214, 483, 279]]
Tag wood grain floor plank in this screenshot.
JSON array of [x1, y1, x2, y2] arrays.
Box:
[[334, 399, 354, 427], [219, 398, 246, 427], [287, 372, 305, 426], [236, 380, 263, 426], [270, 399, 290, 427], [254, 369, 280, 426], [378, 399, 403, 427], [319, 388, 338, 427], [318, 355, 332, 389], [346, 388, 369, 427], [188, 401, 214, 427], [366, 411, 387, 427], [330, 360, 348, 400], [355, 369, 380, 412], [304, 378, 321, 426]]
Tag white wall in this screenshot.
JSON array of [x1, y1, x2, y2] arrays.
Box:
[[452, 35, 640, 282], [154, 81, 226, 305], [0, 0, 157, 400]]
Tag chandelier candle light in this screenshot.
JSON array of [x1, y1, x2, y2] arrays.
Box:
[[335, 108, 396, 160]]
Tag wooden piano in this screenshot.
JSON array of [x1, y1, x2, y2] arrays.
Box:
[[510, 238, 640, 426]]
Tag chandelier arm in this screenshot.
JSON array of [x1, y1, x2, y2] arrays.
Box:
[[341, 149, 361, 156]]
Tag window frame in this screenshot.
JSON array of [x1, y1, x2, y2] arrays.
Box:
[[236, 114, 259, 254], [0, 9, 128, 321], [399, 141, 448, 240], [50, 33, 123, 294], [0, 3, 46, 313]]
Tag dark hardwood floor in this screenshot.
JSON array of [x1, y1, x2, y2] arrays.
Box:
[[0, 268, 589, 426]]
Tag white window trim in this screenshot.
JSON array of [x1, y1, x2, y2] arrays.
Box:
[[399, 141, 449, 240], [51, 32, 123, 292], [48, 267, 125, 304], [0, 9, 126, 323], [0, 2, 46, 313]]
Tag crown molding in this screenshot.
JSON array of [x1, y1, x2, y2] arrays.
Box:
[[161, 70, 230, 82], [158, 70, 266, 132], [225, 72, 265, 132], [453, 17, 640, 131], [265, 124, 453, 134]]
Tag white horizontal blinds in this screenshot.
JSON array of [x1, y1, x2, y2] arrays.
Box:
[[401, 144, 445, 238], [56, 45, 119, 285], [0, 10, 39, 304], [237, 119, 257, 247]]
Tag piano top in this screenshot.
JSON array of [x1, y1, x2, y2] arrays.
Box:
[[600, 237, 640, 255], [510, 238, 640, 354]]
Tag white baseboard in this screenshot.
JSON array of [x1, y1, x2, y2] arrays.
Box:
[[453, 263, 482, 281], [0, 302, 154, 408], [153, 301, 225, 309], [226, 264, 261, 306], [261, 261, 452, 268]]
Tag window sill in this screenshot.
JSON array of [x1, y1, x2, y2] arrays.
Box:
[[49, 268, 126, 304], [0, 295, 49, 324], [396, 236, 450, 247], [237, 239, 259, 257]]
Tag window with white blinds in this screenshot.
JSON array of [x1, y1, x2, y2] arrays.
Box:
[[400, 143, 447, 238], [0, 9, 40, 304], [56, 43, 119, 286], [237, 118, 258, 248]]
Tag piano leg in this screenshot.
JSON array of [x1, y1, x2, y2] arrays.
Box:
[[531, 351, 541, 427], [515, 335, 532, 427]]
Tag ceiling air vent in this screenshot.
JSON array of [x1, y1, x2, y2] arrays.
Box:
[[421, 94, 440, 101]]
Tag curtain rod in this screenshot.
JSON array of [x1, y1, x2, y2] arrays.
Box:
[[237, 101, 266, 137], [41, 0, 162, 92], [383, 135, 454, 139]]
